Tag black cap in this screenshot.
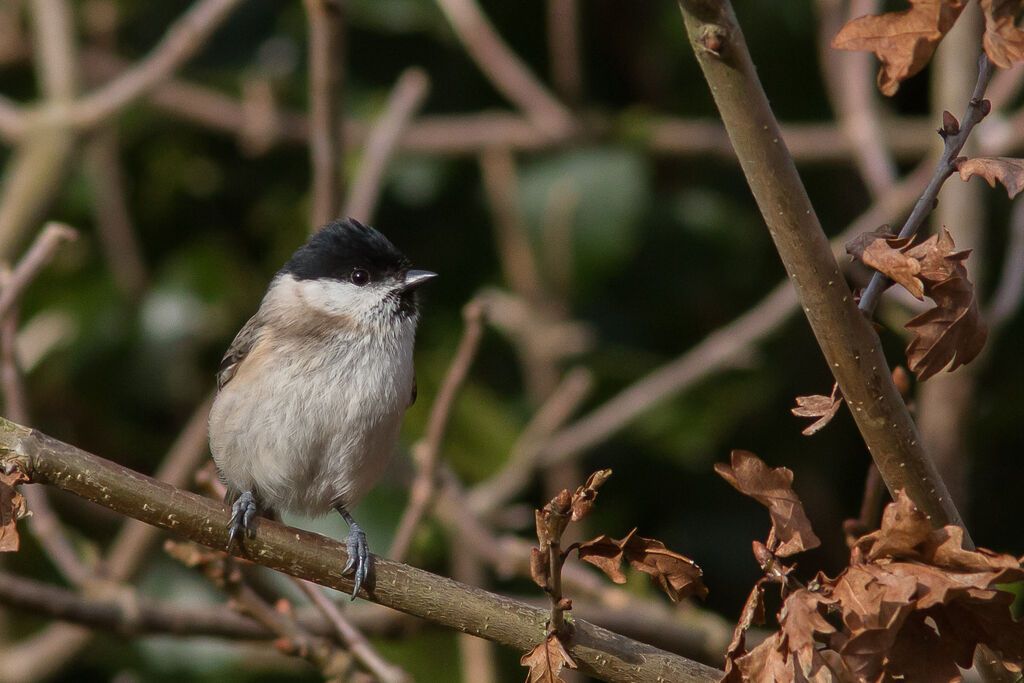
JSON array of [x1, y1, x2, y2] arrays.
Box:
[[281, 218, 412, 283]]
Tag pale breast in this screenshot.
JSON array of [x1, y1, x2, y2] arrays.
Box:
[[209, 324, 415, 516]]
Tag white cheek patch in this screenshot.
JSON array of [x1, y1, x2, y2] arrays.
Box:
[[292, 276, 389, 319]]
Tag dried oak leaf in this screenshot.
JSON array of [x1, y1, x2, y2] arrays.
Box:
[[521, 633, 577, 683], [570, 468, 612, 522], [862, 238, 926, 299], [721, 580, 768, 683], [904, 267, 987, 381], [845, 225, 901, 261], [0, 468, 29, 552], [956, 156, 1024, 198], [832, 0, 967, 96], [791, 382, 844, 435], [715, 450, 821, 557], [577, 527, 708, 601], [981, 0, 1024, 68]]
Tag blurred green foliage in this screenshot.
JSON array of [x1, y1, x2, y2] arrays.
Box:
[[1, 0, 1023, 681]]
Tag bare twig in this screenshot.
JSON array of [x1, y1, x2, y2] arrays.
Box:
[[858, 54, 996, 314], [29, 0, 77, 101], [816, 0, 897, 197], [388, 298, 487, 562], [304, 0, 345, 229], [294, 579, 411, 683], [71, 0, 247, 129], [987, 196, 1024, 328], [81, 51, 957, 159], [547, 0, 583, 106], [435, 0, 575, 138], [0, 421, 724, 683], [0, 222, 76, 322], [343, 67, 430, 224], [0, 569, 407, 640], [84, 128, 148, 298], [468, 367, 592, 514]]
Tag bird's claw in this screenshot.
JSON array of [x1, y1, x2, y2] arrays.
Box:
[[227, 490, 257, 549], [342, 522, 369, 599]]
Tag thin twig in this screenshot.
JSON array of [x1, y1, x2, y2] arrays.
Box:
[[435, 0, 575, 138], [858, 54, 997, 315], [84, 128, 148, 298], [29, 0, 77, 102], [304, 0, 345, 230], [0, 222, 76, 322], [467, 367, 592, 515], [0, 569, 407, 641], [816, 0, 897, 198], [388, 298, 487, 562], [81, 51, 956, 159], [343, 67, 430, 224], [986, 196, 1024, 328], [70, 0, 247, 129], [294, 579, 411, 683], [546, 0, 583, 106], [0, 95, 23, 140]]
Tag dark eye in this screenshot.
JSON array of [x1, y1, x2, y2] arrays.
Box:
[[350, 268, 370, 286]]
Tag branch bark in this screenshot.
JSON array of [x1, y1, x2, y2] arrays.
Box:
[[0, 419, 722, 683], [676, 0, 967, 535]]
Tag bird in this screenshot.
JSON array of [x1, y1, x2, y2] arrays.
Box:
[[208, 218, 436, 598]]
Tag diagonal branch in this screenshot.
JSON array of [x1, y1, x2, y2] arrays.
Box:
[[70, 0, 246, 130], [677, 0, 966, 535], [435, 0, 575, 138], [0, 418, 722, 683], [858, 54, 996, 314]]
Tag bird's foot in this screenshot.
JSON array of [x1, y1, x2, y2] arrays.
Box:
[[227, 490, 257, 549], [337, 507, 370, 599]]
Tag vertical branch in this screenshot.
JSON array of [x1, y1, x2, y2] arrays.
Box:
[[84, 129, 148, 298], [304, 0, 345, 230], [546, 0, 583, 106], [0, 0, 78, 261]]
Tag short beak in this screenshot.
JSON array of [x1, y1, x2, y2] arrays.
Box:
[[402, 269, 438, 291]]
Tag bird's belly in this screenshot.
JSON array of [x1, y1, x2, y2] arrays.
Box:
[[209, 338, 412, 515]]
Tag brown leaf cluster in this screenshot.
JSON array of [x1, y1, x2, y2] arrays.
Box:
[[715, 450, 821, 557], [956, 156, 1024, 198], [832, 0, 1024, 95], [521, 633, 577, 683], [577, 527, 708, 601], [724, 491, 1024, 682], [0, 468, 29, 552], [792, 382, 843, 436], [848, 229, 987, 381]]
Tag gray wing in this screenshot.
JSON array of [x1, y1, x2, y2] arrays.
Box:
[[217, 313, 263, 390]]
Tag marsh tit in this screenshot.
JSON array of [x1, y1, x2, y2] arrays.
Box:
[[208, 218, 436, 597]]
